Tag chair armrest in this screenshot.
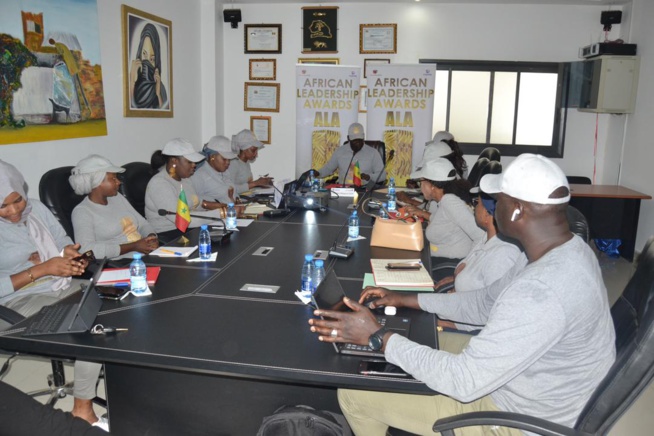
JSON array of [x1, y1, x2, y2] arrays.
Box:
[[433, 411, 585, 436], [0, 306, 26, 325]]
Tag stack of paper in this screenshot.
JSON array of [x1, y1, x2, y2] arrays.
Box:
[[98, 267, 161, 286], [149, 246, 198, 257], [370, 259, 434, 288]]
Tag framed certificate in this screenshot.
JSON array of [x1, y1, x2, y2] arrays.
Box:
[[244, 24, 282, 54], [364, 58, 391, 78], [360, 24, 397, 54], [249, 59, 276, 80], [250, 116, 271, 144], [244, 82, 280, 112], [297, 58, 340, 65]]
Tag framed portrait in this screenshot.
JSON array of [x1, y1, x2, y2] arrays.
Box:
[[302, 6, 338, 53], [360, 24, 397, 54], [297, 58, 340, 65], [359, 86, 367, 113], [244, 82, 280, 112], [364, 58, 391, 78], [249, 59, 276, 80], [250, 116, 271, 144], [122, 5, 173, 118], [244, 24, 282, 54]]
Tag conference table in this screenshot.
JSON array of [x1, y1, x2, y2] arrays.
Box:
[[0, 191, 439, 435]]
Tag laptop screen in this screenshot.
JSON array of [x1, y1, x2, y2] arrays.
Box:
[[311, 269, 351, 314], [67, 257, 106, 330]]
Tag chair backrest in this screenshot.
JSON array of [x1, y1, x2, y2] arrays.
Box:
[[478, 147, 500, 162], [364, 140, 386, 166], [467, 157, 490, 187], [119, 162, 153, 217], [38, 166, 84, 240], [566, 205, 590, 243], [567, 176, 592, 185], [575, 236, 654, 434]]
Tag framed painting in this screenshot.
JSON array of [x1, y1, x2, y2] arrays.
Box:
[[360, 24, 397, 54], [244, 24, 282, 54], [244, 82, 280, 112], [297, 58, 340, 65], [249, 59, 276, 80], [122, 5, 173, 117], [302, 6, 338, 53], [250, 116, 271, 144]]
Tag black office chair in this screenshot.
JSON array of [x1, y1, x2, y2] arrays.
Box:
[[478, 147, 500, 163], [38, 166, 85, 240], [119, 162, 154, 217], [364, 140, 387, 166], [433, 235, 654, 436], [567, 205, 590, 243], [566, 176, 592, 185], [466, 157, 490, 188]]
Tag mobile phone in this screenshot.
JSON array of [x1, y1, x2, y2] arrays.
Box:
[[73, 250, 96, 263], [95, 286, 129, 300], [358, 360, 409, 377], [385, 262, 421, 270]]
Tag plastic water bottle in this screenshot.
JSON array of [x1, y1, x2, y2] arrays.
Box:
[[199, 224, 211, 260], [379, 203, 389, 219], [387, 177, 397, 211], [301, 254, 315, 293], [226, 203, 237, 230], [312, 259, 326, 294], [348, 211, 360, 239], [129, 253, 148, 295]]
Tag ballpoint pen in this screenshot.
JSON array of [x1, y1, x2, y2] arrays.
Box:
[[160, 248, 183, 256]]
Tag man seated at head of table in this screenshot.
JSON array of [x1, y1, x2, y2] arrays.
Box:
[[70, 155, 159, 260], [223, 129, 273, 194], [313, 123, 386, 188], [308, 153, 616, 436]]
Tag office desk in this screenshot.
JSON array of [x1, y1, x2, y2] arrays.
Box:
[[569, 184, 651, 261], [0, 193, 438, 435]]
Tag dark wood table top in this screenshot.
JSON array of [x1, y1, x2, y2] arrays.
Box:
[[569, 184, 652, 200]]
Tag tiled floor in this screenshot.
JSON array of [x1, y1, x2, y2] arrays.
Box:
[[0, 249, 652, 435]]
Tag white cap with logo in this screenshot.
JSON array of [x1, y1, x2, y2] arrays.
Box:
[[410, 158, 456, 182], [348, 123, 365, 141], [162, 138, 205, 162], [203, 135, 238, 160]]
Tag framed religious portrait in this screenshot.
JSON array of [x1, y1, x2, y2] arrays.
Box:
[[250, 116, 271, 144], [302, 6, 338, 53], [359, 86, 367, 113], [122, 5, 173, 117], [364, 58, 391, 78], [249, 59, 276, 80], [360, 23, 397, 54], [297, 58, 340, 65], [244, 82, 280, 112], [244, 24, 282, 54]]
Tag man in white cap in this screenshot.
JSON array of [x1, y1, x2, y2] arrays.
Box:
[[224, 129, 273, 194], [315, 122, 386, 187], [192, 135, 240, 211], [308, 153, 615, 435]]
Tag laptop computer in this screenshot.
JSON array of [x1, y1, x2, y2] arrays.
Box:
[[22, 258, 107, 336], [311, 269, 411, 357]]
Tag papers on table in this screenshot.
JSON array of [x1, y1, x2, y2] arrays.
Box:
[[330, 187, 356, 197], [98, 267, 161, 286], [363, 273, 433, 293], [244, 203, 272, 214], [187, 252, 217, 262], [370, 259, 434, 288], [150, 246, 198, 257]]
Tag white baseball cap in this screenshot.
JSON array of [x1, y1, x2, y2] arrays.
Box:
[[422, 141, 453, 163], [432, 131, 454, 143], [162, 138, 205, 162], [348, 123, 365, 141], [203, 135, 237, 159], [410, 158, 456, 182], [232, 129, 264, 151], [71, 155, 125, 175], [480, 153, 570, 204]]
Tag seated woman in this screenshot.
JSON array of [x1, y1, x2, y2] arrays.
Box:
[[144, 138, 206, 233], [0, 160, 105, 428], [70, 155, 159, 259], [409, 158, 484, 279], [223, 129, 272, 194]]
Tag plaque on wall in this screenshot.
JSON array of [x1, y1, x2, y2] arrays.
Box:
[[302, 6, 338, 53]]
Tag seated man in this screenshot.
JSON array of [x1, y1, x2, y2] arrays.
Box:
[[315, 123, 386, 187], [308, 153, 616, 435]]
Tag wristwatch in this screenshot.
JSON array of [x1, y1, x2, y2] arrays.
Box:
[[368, 327, 389, 352]]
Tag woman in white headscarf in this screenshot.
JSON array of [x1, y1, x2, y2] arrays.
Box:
[[0, 160, 106, 428], [223, 129, 273, 194], [70, 155, 158, 259]]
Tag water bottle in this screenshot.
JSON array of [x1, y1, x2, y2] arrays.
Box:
[[300, 254, 315, 293], [379, 203, 389, 219], [311, 175, 320, 193], [387, 177, 397, 212], [312, 259, 326, 294], [226, 203, 237, 230], [348, 211, 360, 239], [129, 253, 148, 295], [199, 224, 211, 260]]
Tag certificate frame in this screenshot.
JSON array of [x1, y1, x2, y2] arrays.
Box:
[[359, 86, 367, 113], [249, 59, 276, 80], [244, 24, 282, 54], [250, 116, 271, 144], [244, 82, 280, 112], [297, 58, 340, 65], [359, 23, 397, 54], [364, 58, 391, 78]]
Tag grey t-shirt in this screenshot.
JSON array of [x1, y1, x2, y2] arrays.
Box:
[[318, 144, 386, 185], [191, 163, 234, 204], [72, 194, 155, 259], [386, 236, 616, 428], [425, 194, 484, 258], [144, 169, 202, 233], [223, 159, 252, 194]]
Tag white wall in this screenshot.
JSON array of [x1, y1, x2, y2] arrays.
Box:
[[0, 0, 203, 195]]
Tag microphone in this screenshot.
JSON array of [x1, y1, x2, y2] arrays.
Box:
[[339, 151, 357, 188], [157, 209, 232, 237], [263, 183, 291, 217]]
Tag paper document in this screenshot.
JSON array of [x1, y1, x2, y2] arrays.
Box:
[[150, 246, 198, 257], [363, 273, 433, 292], [370, 259, 434, 287], [244, 203, 272, 214]]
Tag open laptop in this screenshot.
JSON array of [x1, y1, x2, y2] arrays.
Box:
[[311, 269, 411, 357], [22, 258, 107, 336]]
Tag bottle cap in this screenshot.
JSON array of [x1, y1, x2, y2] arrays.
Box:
[[201, 224, 208, 230], [228, 203, 234, 207], [352, 211, 357, 216], [382, 202, 388, 207], [133, 253, 142, 259], [315, 260, 324, 267], [305, 254, 314, 261]]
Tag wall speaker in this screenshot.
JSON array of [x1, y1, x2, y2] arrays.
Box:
[[223, 9, 242, 29]]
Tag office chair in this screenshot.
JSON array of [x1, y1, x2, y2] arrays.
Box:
[[119, 162, 154, 217], [39, 166, 85, 240], [478, 147, 500, 163], [364, 140, 387, 166], [466, 157, 490, 188], [433, 236, 654, 436], [567, 205, 590, 243]]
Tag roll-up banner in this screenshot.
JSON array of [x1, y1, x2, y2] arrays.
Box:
[[366, 64, 436, 185], [296, 65, 361, 177]]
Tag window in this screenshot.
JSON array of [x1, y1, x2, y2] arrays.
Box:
[[420, 59, 568, 157]]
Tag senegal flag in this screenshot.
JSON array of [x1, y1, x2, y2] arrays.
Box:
[[352, 161, 362, 187], [175, 187, 191, 232]]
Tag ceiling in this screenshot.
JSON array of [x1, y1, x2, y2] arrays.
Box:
[[216, 0, 629, 5]]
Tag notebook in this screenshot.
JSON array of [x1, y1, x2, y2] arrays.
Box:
[[311, 269, 411, 358], [22, 258, 106, 337]]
